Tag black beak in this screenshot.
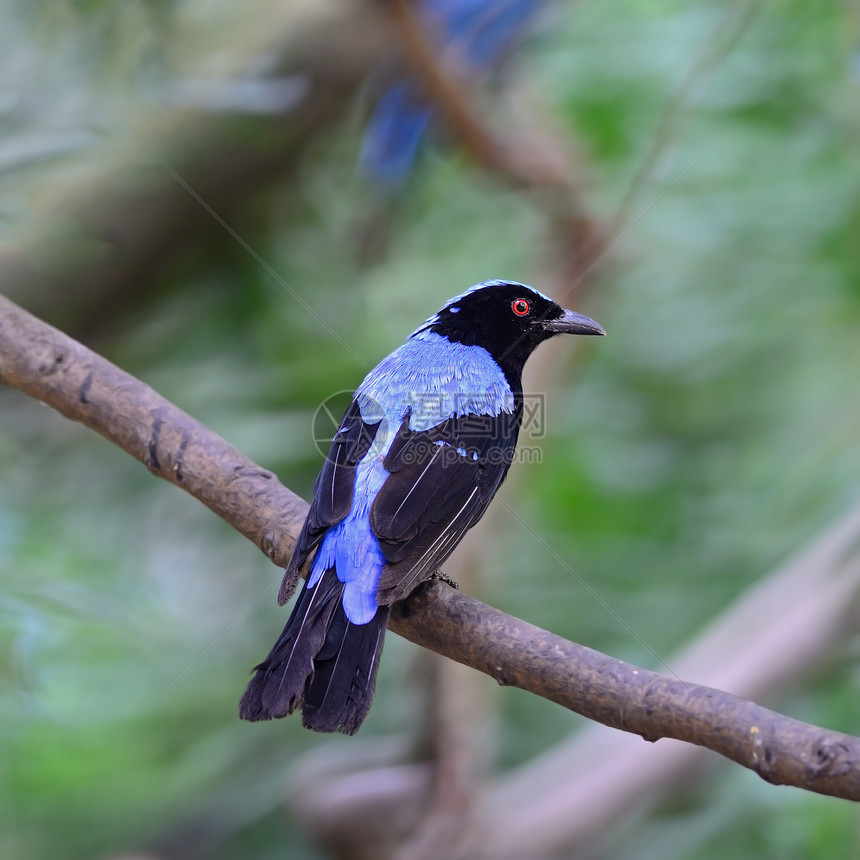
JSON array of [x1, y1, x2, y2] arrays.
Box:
[[543, 309, 606, 337]]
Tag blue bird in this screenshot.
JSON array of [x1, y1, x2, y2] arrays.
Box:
[[239, 280, 604, 734], [360, 0, 547, 186]]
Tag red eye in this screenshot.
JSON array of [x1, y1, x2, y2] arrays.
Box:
[[512, 299, 530, 316]]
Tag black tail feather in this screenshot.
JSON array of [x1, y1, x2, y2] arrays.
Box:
[[239, 572, 340, 722], [301, 604, 390, 735], [239, 570, 388, 734]]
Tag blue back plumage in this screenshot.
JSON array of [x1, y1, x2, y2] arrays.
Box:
[[307, 457, 389, 624], [359, 331, 515, 432], [308, 324, 515, 625]]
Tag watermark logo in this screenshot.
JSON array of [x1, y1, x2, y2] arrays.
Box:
[[520, 393, 546, 438], [311, 391, 546, 464], [311, 390, 356, 457]]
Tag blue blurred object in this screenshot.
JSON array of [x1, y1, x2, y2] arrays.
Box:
[[359, 81, 433, 187], [360, 0, 547, 186], [425, 0, 545, 68]]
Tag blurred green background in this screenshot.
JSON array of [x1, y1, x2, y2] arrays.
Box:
[[1, 0, 859, 858]]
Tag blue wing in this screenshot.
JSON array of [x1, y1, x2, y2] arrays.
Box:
[[278, 400, 380, 605]]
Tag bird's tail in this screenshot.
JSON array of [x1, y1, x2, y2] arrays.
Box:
[[238, 569, 390, 735]]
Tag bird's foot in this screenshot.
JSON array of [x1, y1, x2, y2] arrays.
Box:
[[431, 571, 460, 590]]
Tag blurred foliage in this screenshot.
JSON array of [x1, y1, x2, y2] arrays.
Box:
[[2, 0, 860, 858]]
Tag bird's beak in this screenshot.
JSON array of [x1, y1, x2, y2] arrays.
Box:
[[543, 309, 606, 337]]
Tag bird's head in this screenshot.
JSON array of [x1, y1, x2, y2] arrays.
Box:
[[412, 280, 605, 374]]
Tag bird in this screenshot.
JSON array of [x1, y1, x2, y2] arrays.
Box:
[[360, 0, 547, 186], [239, 279, 604, 734]]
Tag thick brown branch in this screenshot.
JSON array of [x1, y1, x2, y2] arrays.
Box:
[[1, 292, 859, 801], [0, 293, 305, 566], [392, 584, 860, 800]]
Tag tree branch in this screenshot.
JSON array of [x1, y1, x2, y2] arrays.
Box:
[[2, 292, 860, 802], [472, 503, 860, 855], [0, 294, 306, 567]]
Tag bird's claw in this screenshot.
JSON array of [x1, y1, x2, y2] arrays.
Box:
[[431, 571, 460, 590]]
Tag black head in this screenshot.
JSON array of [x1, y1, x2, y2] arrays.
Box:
[[413, 280, 605, 376]]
